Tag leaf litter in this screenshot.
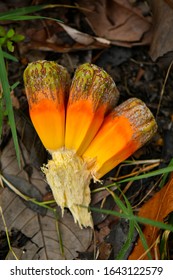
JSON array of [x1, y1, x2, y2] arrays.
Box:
[[1, 0, 173, 259], [0, 187, 92, 260], [0, 111, 92, 260], [129, 174, 173, 260]]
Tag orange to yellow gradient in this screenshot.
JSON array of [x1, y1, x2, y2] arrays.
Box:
[[24, 61, 157, 228], [23, 60, 70, 151], [29, 99, 65, 150], [65, 63, 120, 155], [83, 98, 157, 179]]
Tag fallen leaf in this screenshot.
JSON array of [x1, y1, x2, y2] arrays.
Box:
[[128, 175, 173, 260], [0, 137, 47, 195], [0, 112, 47, 196], [149, 0, 173, 63], [2, 173, 47, 215], [0, 110, 93, 259], [77, 0, 152, 47], [0, 187, 92, 260], [16, 1, 152, 54], [58, 22, 110, 46], [97, 242, 112, 259], [18, 18, 109, 55]]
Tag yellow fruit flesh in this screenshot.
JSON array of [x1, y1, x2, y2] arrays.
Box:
[[65, 99, 106, 155], [30, 99, 65, 151], [83, 115, 138, 179]]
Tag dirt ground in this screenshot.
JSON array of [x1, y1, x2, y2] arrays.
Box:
[[1, 0, 173, 260]]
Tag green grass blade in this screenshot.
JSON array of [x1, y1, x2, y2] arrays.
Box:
[[159, 158, 173, 188], [0, 97, 3, 138], [105, 188, 137, 259], [0, 46, 20, 166], [121, 190, 152, 259], [115, 188, 139, 259], [2, 51, 18, 62], [96, 165, 173, 193], [115, 219, 136, 260], [0, 4, 79, 21], [134, 222, 152, 260], [7, 16, 62, 23], [53, 210, 64, 257], [6, 15, 47, 21], [118, 165, 173, 184], [10, 81, 20, 91], [115, 186, 152, 259], [89, 206, 173, 232], [0, 5, 46, 20], [0, 5, 62, 23], [106, 188, 128, 213]]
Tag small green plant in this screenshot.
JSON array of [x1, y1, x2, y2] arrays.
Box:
[[0, 26, 25, 52], [0, 25, 25, 165], [0, 4, 62, 166]]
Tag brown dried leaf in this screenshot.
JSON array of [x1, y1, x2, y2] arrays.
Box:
[[0, 114, 93, 259], [0, 137, 47, 196], [58, 22, 110, 46], [149, 0, 173, 62], [18, 19, 109, 55], [18, 0, 152, 52], [0, 187, 92, 260], [129, 175, 173, 260], [2, 173, 47, 216], [0, 112, 47, 196], [77, 0, 152, 47]]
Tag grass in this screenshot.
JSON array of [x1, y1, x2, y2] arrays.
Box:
[[0, 3, 173, 260], [0, 4, 63, 166], [0, 174, 64, 259], [0, 45, 20, 166], [0, 3, 87, 164], [90, 160, 173, 259], [0, 206, 18, 260], [0, 3, 88, 258], [92, 163, 173, 194], [1, 159, 173, 259]]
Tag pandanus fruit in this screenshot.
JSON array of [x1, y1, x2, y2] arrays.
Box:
[[24, 61, 157, 228]]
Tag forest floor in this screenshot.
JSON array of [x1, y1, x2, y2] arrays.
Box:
[[0, 0, 173, 260]]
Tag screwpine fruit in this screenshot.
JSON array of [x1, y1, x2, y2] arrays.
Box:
[[24, 60, 70, 151], [83, 98, 157, 179], [24, 60, 157, 228], [65, 63, 119, 155]]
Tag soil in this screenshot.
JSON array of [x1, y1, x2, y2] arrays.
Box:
[[1, 0, 173, 260]]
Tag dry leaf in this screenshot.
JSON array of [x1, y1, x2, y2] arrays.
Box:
[[0, 187, 92, 259], [0, 112, 93, 259], [2, 173, 47, 215], [128, 175, 173, 260], [149, 0, 173, 63], [18, 0, 152, 53], [0, 137, 47, 195], [18, 19, 109, 55], [0, 112, 47, 196], [58, 22, 110, 46], [77, 0, 152, 47]]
